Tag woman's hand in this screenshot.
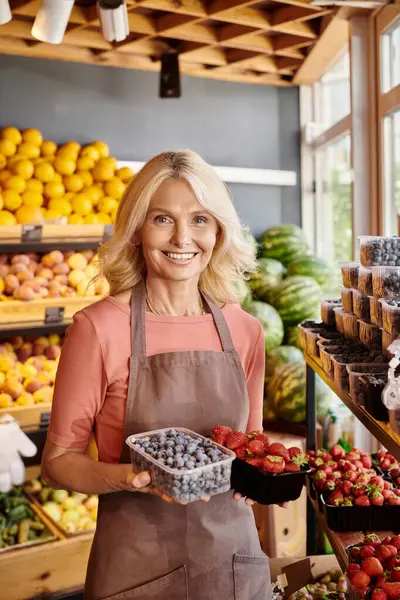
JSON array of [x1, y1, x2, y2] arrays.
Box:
[[233, 492, 289, 508], [124, 470, 211, 504]]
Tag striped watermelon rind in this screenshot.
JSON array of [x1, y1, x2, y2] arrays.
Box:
[[265, 345, 304, 382], [248, 258, 286, 303], [245, 300, 284, 352], [258, 224, 309, 267], [286, 326, 302, 349], [287, 255, 331, 289], [270, 275, 322, 326]]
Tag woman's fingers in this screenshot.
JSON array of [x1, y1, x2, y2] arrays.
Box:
[[233, 492, 256, 505], [200, 496, 211, 503], [233, 492, 242, 501]]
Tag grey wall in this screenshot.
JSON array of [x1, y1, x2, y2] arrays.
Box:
[[0, 55, 300, 236]]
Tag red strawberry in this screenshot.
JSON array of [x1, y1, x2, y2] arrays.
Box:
[[226, 431, 248, 450], [351, 570, 371, 589], [362, 557, 384, 577], [342, 497, 354, 506], [364, 533, 382, 547], [331, 470, 342, 479], [328, 490, 344, 506], [388, 558, 400, 570], [319, 465, 333, 475], [330, 445, 346, 459], [377, 574, 389, 587], [346, 563, 361, 577], [337, 459, 347, 470], [355, 495, 370, 506], [235, 446, 247, 460], [389, 466, 400, 478], [247, 440, 265, 456], [382, 537, 392, 545], [356, 473, 371, 485], [284, 462, 300, 472], [360, 545, 376, 559], [314, 470, 327, 481], [386, 454, 396, 463], [343, 470, 357, 482], [393, 489, 400, 497], [371, 491, 385, 506], [315, 479, 335, 493], [375, 545, 394, 562], [377, 450, 387, 460], [262, 455, 285, 474], [386, 494, 400, 506], [371, 589, 388, 600], [346, 451, 361, 461], [381, 458, 392, 471], [245, 457, 263, 468], [268, 442, 290, 463], [340, 481, 354, 496], [370, 476, 385, 490], [252, 433, 270, 451], [384, 481, 393, 490], [354, 460, 364, 470], [353, 484, 367, 497], [350, 546, 362, 559], [382, 582, 400, 599], [211, 425, 232, 442], [386, 545, 399, 557], [391, 568, 400, 582], [362, 455, 372, 468], [390, 535, 400, 549], [383, 489, 394, 500], [288, 446, 302, 459]]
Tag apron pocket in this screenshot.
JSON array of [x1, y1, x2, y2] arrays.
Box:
[[101, 565, 188, 600], [233, 554, 271, 600]]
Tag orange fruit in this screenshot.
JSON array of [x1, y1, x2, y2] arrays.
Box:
[[18, 142, 40, 159], [0, 139, 16, 157], [3, 176, 26, 194], [48, 197, 72, 217], [15, 205, 44, 224], [22, 128, 43, 146], [68, 213, 85, 225], [98, 196, 118, 214], [35, 161, 55, 183], [0, 210, 17, 225], [3, 190, 22, 211], [1, 127, 22, 145], [0, 154, 7, 170], [92, 160, 115, 182], [45, 209, 63, 220], [80, 145, 100, 161], [41, 140, 57, 156], [26, 179, 44, 194], [58, 141, 81, 156], [103, 177, 125, 199], [63, 174, 84, 193], [77, 157, 95, 171], [52, 172, 62, 183], [76, 170, 93, 187], [43, 181, 65, 199], [53, 156, 76, 176], [84, 214, 100, 224], [116, 166, 134, 182], [71, 193, 92, 216], [92, 141, 110, 158], [85, 186, 103, 205], [11, 159, 34, 180], [22, 190, 44, 208], [0, 170, 11, 184], [96, 212, 112, 225]]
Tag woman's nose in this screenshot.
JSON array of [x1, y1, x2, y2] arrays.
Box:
[[171, 224, 191, 247]]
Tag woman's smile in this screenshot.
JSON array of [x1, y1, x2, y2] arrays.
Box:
[[161, 250, 200, 265]]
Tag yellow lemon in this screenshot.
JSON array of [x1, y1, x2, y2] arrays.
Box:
[[96, 212, 112, 225], [41, 140, 57, 156], [48, 197, 72, 217], [0, 170, 11, 184], [92, 141, 110, 158], [26, 178, 44, 194], [103, 177, 125, 200], [15, 205, 44, 224], [6, 155, 24, 169], [0, 139, 16, 157], [68, 213, 85, 225], [34, 161, 55, 183], [84, 214, 101, 224], [77, 156, 95, 171], [0, 210, 17, 225], [72, 193, 92, 216], [116, 166, 134, 182], [3, 176, 26, 194], [0, 393, 13, 408], [0, 193, 3, 211], [44, 181, 65, 198], [3, 190, 22, 211], [12, 159, 34, 180], [22, 190, 44, 208], [80, 145, 100, 161], [1, 127, 22, 145], [45, 209, 63, 220], [92, 162, 114, 182], [58, 141, 81, 156], [0, 154, 7, 170], [76, 170, 93, 187], [54, 156, 76, 176], [52, 172, 62, 183], [98, 195, 118, 215], [85, 186, 103, 205], [22, 128, 43, 146], [18, 142, 40, 159], [64, 192, 75, 202], [63, 174, 84, 193]]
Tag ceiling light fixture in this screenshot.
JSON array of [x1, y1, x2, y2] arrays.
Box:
[[0, 0, 11, 25], [31, 0, 74, 45], [98, 0, 129, 43]]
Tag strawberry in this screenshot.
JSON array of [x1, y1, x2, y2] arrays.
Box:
[[350, 546, 362, 559], [211, 425, 232, 442], [288, 446, 302, 459], [385, 454, 396, 463], [235, 446, 247, 460], [353, 484, 367, 497], [362, 557, 384, 577], [342, 497, 354, 506], [284, 462, 300, 473], [393, 489, 400, 497], [356, 473, 371, 485], [343, 470, 357, 482], [365, 533, 382, 547], [261, 455, 285, 474], [381, 458, 392, 471], [377, 574, 389, 587], [291, 452, 308, 468], [384, 481, 393, 490], [351, 570, 371, 589], [268, 442, 290, 463], [371, 491, 385, 506], [362, 455, 372, 468], [330, 445, 346, 460], [337, 459, 347, 471], [226, 431, 248, 450], [375, 545, 394, 563], [390, 535, 400, 549], [386, 494, 400, 506], [252, 433, 270, 451], [331, 470, 342, 479], [346, 563, 360, 577], [383, 489, 394, 500], [247, 440, 265, 457], [382, 537, 392, 545], [382, 582, 400, 599], [319, 465, 333, 476], [386, 545, 399, 558], [371, 589, 388, 600], [354, 460, 364, 470], [391, 567, 400, 582], [340, 481, 354, 496], [359, 545, 376, 559], [246, 457, 263, 468], [315, 479, 335, 493], [388, 558, 400, 570], [327, 489, 344, 506], [355, 495, 370, 506], [389, 465, 400, 478], [377, 450, 387, 460], [314, 470, 327, 481], [346, 451, 361, 461], [370, 476, 385, 490]]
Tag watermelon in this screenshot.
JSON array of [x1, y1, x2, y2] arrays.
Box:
[[245, 301, 284, 352], [268, 360, 331, 423], [248, 258, 286, 303], [234, 279, 252, 308], [270, 275, 322, 326], [258, 224, 309, 267], [287, 255, 331, 289], [286, 326, 302, 349], [265, 345, 304, 382]]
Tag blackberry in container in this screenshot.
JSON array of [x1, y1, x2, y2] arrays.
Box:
[[352, 290, 370, 321], [346, 364, 388, 405], [357, 266, 373, 295], [369, 296, 383, 328], [371, 266, 400, 298], [358, 319, 382, 347], [341, 288, 353, 314], [321, 299, 342, 327], [380, 298, 400, 335], [360, 235, 400, 267], [332, 349, 387, 392], [340, 262, 359, 288], [359, 373, 389, 421], [342, 312, 359, 340]]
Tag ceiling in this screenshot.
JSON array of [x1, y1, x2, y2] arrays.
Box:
[[0, 0, 335, 86]]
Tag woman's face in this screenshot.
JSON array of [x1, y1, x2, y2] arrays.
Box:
[[137, 179, 220, 282]]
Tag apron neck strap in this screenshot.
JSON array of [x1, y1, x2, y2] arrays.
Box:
[[130, 281, 235, 357]]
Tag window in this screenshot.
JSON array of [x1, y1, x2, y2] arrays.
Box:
[[381, 18, 400, 93], [383, 111, 400, 236], [313, 50, 351, 132]]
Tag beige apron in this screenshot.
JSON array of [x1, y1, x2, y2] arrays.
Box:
[[84, 281, 271, 600]]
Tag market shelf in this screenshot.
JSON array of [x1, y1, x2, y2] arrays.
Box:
[[0, 319, 72, 340], [0, 402, 52, 430], [0, 296, 99, 325], [305, 353, 400, 462]]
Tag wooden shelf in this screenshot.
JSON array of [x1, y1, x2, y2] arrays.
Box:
[[0, 224, 111, 249], [0, 319, 72, 340], [305, 353, 400, 462], [0, 296, 99, 325], [0, 402, 52, 430]]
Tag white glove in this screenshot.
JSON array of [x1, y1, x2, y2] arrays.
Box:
[[0, 415, 37, 493]]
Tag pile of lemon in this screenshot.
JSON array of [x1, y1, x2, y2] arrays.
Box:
[[0, 127, 134, 226]]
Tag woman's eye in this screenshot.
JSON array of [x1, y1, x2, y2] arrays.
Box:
[[194, 216, 207, 224], [155, 216, 171, 224]]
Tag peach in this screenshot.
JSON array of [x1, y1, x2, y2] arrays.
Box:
[[3, 343, 14, 353], [42, 250, 64, 267], [0, 265, 9, 278], [0, 393, 13, 408], [13, 284, 35, 301], [10, 336, 24, 350], [24, 378, 42, 394], [3, 378, 24, 400], [33, 344, 47, 357], [77, 280, 95, 297], [48, 334, 61, 346], [27, 253, 39, 262], [36, 371, 51, 385], [36, 268, 54, 280], [28, 262, 38, 274], [0, 278, 4, 295], [10, 262, 29, 275], [68, 269, 86, 288], [4, 274, 20, 294], [53, 262, 70, 275], [34, 276, 49, 287], [17, 270, 35, 283], [23, 280, 41, 293], [16, 392, 35, 406], [84, 264, 97, 280], [54, 274, 68, 285], [0, 355, 15, 372], [46, 344, 61, 360], [62, 287, 76, 297], [17, 343, 33, 362], [95, 278, 109, 296], [0, 255, 7, 265], [33, 386, 53, 404], [39, 287, 49, 299], [0, 371, 5, 388], [11, 255, 30, 266], [26, 355, 45, 371], [67, 253, 88, 271], [36, 336, 50, 347], [82, 250, 94, 262], [20, 363, 37, 380]]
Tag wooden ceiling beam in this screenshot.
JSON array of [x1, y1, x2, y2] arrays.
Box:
[[130, 0, 207, 17], [223, 34, 274, 54], [275, 55, 303, 69], [218, 23, 258, 42], [179, 45, 227, 66], [272, 6, 324, 26], [210, 7, 271, 30], [156, 13, 196, 32], [273, 33, 315, 51], [271, 20, 317, 38]]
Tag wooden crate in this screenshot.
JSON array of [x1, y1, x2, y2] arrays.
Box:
[[0, 296, 99, 324], [0, 224, 108, 244], [0, 402, 52, 430]]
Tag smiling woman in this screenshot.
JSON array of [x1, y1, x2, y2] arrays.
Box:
[[42, 150, 273, 600]]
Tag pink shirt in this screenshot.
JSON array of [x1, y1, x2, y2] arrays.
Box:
[[48, 297, 265, 463]]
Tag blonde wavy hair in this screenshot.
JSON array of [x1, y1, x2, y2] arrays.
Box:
[[98, 150, 257, 304]]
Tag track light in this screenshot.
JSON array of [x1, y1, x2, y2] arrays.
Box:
[[0, 0, 11, 26], [31, 0, 74, 45], [98, 0, 129, 43]]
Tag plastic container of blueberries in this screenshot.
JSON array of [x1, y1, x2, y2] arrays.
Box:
[[371, 265, 400, 298], [359, 374, 389, 421], [126, 428, 236, 503], [358, 319, 382, 347], [340, 262, 359, 289], [352, 290, 370, 321], [359, 235, 400, 267], [334, 307, 345, 334], [358, 266, 373, 296], [369, 295, 383, 327], [381, 328, 397, 358], [341, 287, 353, 314], [346, 364, 388, 405], [342, 312, 359, 340], [321, 299, 342, 327], [231, 461, 311, 505], [321, 493, 398, 531], [380, 298, 400, 335]]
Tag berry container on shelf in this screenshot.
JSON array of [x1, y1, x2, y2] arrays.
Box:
[[352, 290, 370, 321], [360, 235, 400, 267], [126, 428, 235, 503], [382, 328, 397, 358], [298, 321, 323, 351], [380, 298, 400, 335], [321, 299, 342, 327], [332, 355, 353, 391], [334, 307, 345, 334], [369, 295, 383, 327], [341, 262, 360, 288], [358, 374, 389, 421], [230, 460, 311, 505], [371, 266, 400, 298], [346, 364, 389, 404], [307, 330, 343, 358], [319, 345, 341, 379], [358, 320, 382, 347], [357, 266, 373, 296], [342, 312, 359, 340], [341, 287, 354, 314], [321, 494, 399, 531]]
